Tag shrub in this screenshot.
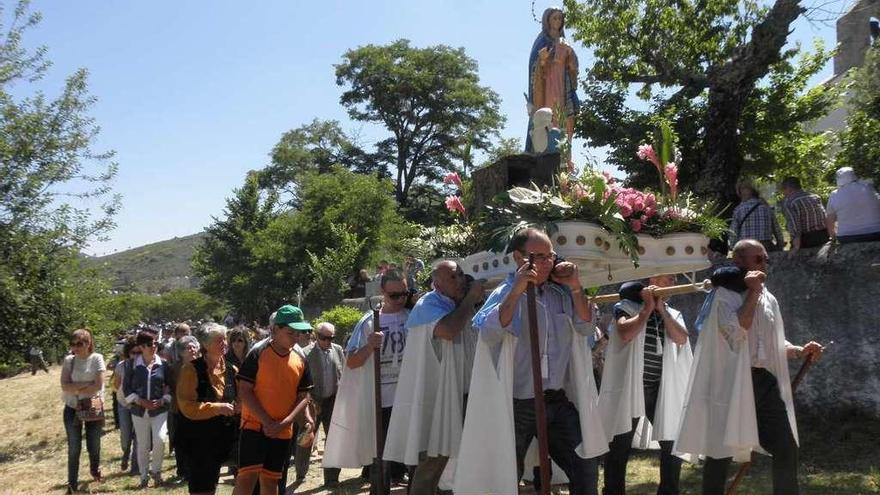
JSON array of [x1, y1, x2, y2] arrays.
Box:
[[312, 305, 364, 347]]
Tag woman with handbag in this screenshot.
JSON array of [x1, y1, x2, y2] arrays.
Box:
[[176, 323, 238, 495], [60, 328, 106, 494], [124, 329, 172, 489]]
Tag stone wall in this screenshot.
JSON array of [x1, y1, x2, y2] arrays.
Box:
[[664, 242, 880, 417], [471, 153, 561, 214]]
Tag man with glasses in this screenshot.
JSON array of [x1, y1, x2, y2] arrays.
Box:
[[676, 240, 823, 494], [384, 260, 484, 494], [324, 270, 410, 486], [466, 228, 606, 495], [297, 322, 345, 487]]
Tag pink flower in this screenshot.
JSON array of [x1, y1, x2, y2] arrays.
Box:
[[664, 163, 679, 200], [633, 198, 645, 212], [445, 195, 466, 216], [630, 219, 642, 232], [443, 172, 463, 188], [637, 144, 661, 171], [646, 193, 656, 208], [644, 206, 656, 218], [619, 204, 633, 217], [573, 184, 588, 199], [602, 171, 615, 184]]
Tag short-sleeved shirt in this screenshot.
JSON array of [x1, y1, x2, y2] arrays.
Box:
[[347, 311, 409, 408], [782, 190, 827, 238], [237, 338, 313, 440], [827, 182, 880, 236], [63, 353, 106, 408], [731, 198, 782, 244]]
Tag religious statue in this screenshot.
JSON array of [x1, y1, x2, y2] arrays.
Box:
[[526, 6, 580, 164]]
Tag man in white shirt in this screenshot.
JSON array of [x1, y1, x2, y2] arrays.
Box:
[[826, 167, 880, 243], [676, 240, 823, 494]]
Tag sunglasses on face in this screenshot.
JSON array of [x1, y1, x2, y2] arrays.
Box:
[[386, 291, 409, 300], [317, 335, 334, 342]]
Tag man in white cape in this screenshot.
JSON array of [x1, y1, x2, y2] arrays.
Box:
[[322, 270, 410, 485], [382, 260, 483, 494], [457, 228, 608, 495], [599, 276, 693, 495], [675, 240, 823, 494]]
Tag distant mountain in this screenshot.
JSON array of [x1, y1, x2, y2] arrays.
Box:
[[85, 232, 207, 294]]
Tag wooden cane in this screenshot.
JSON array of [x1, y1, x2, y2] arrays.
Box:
[[526, 253, 552, 495], [369, 301, 389, 495], [588, 279, 713, 305], [725, 348, 822, 495]]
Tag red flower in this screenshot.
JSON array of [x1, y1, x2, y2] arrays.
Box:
[[664, 163, 679, 201], [445, 195, 466, 217], [443, 172, 463, 188], [637, 144, 661, 172]]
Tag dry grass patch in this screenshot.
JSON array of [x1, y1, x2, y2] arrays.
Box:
[[0, 368, 876, 494]]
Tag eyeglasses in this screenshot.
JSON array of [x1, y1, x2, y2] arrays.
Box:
[[70, 341, 86, 348], [386, 291, 409, 300], [317, 335, 334, 342], [519, 251, 558, 263]]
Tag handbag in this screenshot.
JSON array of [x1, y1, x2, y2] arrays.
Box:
[[76, 396, 105, 423]]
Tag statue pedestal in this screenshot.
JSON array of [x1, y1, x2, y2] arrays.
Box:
[[472, 153, 561, 214]]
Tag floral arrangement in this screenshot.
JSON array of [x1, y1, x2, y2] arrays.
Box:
[[460, 122, 726, 262]]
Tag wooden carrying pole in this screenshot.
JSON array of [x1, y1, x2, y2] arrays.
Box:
[[725, 353, 819, 495], [526, 254, 552, 495], [370, 302, 388, 495], [588, 279, 713, 305]]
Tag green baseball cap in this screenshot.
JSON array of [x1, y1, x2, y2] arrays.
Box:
[[274, 305, 312, 332]]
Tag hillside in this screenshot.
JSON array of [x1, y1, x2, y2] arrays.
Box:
[[85, 232, 207, 294]]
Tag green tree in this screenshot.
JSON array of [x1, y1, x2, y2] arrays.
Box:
[[565, 0, 835, 204], [836, 44, 880, 185], [193, 173, 280, 321], [0, 1, 119, 366], [305, 224, 365, 309], [258, 119, 377, 204], [335, 39, 504, 205]]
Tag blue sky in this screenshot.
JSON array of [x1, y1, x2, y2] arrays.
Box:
[[16, 0, 844, 255]]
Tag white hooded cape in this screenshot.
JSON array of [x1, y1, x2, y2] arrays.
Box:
[[598, 300, 693, 447], [454, 282, 607, 494], [323, 310, 408, 469], [674, 287, 798, 463], [383, 291, 473, 466]]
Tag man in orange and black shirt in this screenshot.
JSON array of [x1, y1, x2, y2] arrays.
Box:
[[232, 305, 313, 495]]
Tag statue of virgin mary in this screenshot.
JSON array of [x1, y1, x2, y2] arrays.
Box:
[[526, 6, 580, 156]]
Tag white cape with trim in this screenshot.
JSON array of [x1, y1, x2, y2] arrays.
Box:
[[453, 284, 608, 494], [674, 287, 798, 463], [383, 291, 472, 466], [598, 301, 693, 449], [322, 313, 378, 469]]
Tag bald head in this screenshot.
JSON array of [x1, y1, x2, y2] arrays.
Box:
[[432, 260, 467, 302], [732, 240, 769, 272]]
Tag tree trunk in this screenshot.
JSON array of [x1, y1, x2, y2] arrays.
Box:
[[697, 87, 748, 207]]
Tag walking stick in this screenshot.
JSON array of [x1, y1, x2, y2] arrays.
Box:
[[725, 345, 825, 495], [525, 254, 552, 495], [369, 300, 389, 495]]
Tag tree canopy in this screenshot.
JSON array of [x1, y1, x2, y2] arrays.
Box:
[[565, 0, 835, 204], [836, 44, 880, 186], [335, 39, 504, 205]]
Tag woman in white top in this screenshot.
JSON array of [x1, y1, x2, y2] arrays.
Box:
[[60, 328, 106, 494]]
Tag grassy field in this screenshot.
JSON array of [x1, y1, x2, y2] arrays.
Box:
[[0, 367, 877, 495]]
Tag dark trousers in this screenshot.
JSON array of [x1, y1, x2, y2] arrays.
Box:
[[838, 231, 880, 244], [363, 406, 408, 494], [702, 368, 799, 495], [170, 412, 189, 479], [513, 390, 600, 495], [30, 355, 48, 375], [292, 395, 341, 484], [603, 380, 682, 495], [799, 229, 829, 249], [63, 406, 102, 489]]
